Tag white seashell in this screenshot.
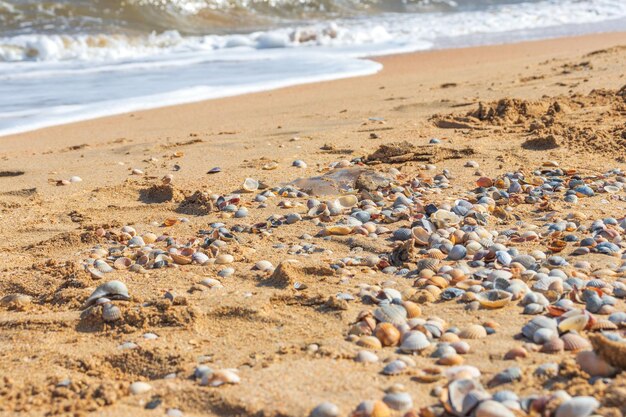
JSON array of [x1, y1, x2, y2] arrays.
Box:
[[200, 278, 224, 289], [355, 350, 379, 363], [475, 400, 516, 417], [69, 176, 82, 183], [128, 236, 145, 248], [309, 402, 339, 417], [215, 254, 234, 264], [255, 260, 274, 272], [201, 369, 240, 387], [192, 252, 210, 265], [399, 331, 430, 353], [337, 195, 358, 208], [555, 397, 599, 417], [94, 259, 114, 273], [113, 257, 132, 270], [131, 168, 144, 175], [101, 303, 122, 322], [382, 391, 412, 411], [129, 381, 152, 395], [242, 178, 259, 192], [84, 280, 130, 308]]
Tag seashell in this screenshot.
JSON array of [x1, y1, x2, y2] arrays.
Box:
[[254, 260, 274, 272], [381, 359, 407, 375], [382, 390, 413, 411], [474, 400, 516, 417], [440, 332, 460, 343], [476, 290, 512, 309], [576, 349, 619, 377], [459, 324, 487, 339], [94, 259, 114, 273], [0, 293, 32, 309], [324, 225, 353, 236], [448, 245, 467, 261], [127, 236, 145, 248], [170, 253, 192, 265], [588, 333, 626, 370], [399, 330, 430, 353], [113, 257, 132, 270], [533, 328, 556, 344], [523, 303, 544, 315], [504, 347, 528, 360], [392, 228, 413, 241], [215, 254, 234, 264], [540, 337, 564, 354], [411, 227, 431, 245], [437, 354, 464, 366], [142, 232, 157, 244], [310, 403, 340, 417], [373, 304, 407, 326], [558, 314, 589, 333], [83, 281, 130, 308], [190, 252, 210, 265], [561, 332, 591, 351], [488, 367, 521, 387], [555, 397, 599, 417], [352, 400, 391, 417], [590, 319, 618, 331], [375, 323, 401, 347], [521, 316, 557, 339], [451, 341, 470, 354], [357, 336, 382, 350], [415, 258, 439, 272], [129, 381, 152, 395], [202, 369, 240, 387], [431, 209, 461, 228], [402, 301, 421, 318], [200, 278, 223, 289], [337, 195, 358, 208], [101, 303, 122, 322], [355, 350, 379, 363], [445, 378, 488, 416], [242, 178, 259, 192]]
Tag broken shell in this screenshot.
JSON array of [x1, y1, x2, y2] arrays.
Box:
[[242, 178, 259, 192], [201, 369, 240, 387], [445, 378, 487, 417], [476, 290, 512, 309], [83, 281, 130, 309], [437, 354, 464, 366], [459, 325, 487, 339], [171, 253, 192, 265], [558, 314, 589, 333]]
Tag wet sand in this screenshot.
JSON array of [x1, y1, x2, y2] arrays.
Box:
[[1, 32, 626, 417]]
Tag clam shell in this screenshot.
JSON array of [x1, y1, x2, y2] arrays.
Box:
[[255, 260, 274, 272], [488, 367, 521, 387], [540, 337, 564, 354], [127, 236, 145, 248], [215, 254, 234, 264], [474, 400, 516, 417], [411, 227, 431, 245], [308, 204, 330, 218], [374, 323, 401, 347], [353, 400, 390, 417], [192, 252, 210, 265], [476, 290, 512, 309], [94, 259, 113, 273], [381, 360, 407, 375], [558, 314, 589, 333], [324, 225, 353, 236], [504, 347, 528, 360], [459, 324, 487, 339], [382, 391, 412, 411], [355, 350, 379, 363], [309, 402, 339, 417], [171, 253, 192, 265], [373, 304, 407, 326], [101, 303, 122, 322], [399, 331, 430, 353], [83, 280, 130, 309], [521, 316, 557, 339], [445, 378, 487, 417], [523, 303, 544, 315], [555, 397, 599, 417], [337, 195, 358, 208]]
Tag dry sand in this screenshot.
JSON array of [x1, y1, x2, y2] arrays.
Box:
[[1, 32, 626, 417]]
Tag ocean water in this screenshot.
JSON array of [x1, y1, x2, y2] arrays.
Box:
[[1, 0, 625, 136]]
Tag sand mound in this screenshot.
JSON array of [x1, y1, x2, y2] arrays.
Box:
[[177, 191, 214, 215], [366, 141, 474, 164], [262, 261, 335, 289], [140, 184, 185, 204]]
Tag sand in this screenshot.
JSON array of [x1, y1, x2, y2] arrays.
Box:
[[1, 32, 626, 417]]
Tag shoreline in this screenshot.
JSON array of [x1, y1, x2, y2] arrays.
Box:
[[1, 29, 625, 140]]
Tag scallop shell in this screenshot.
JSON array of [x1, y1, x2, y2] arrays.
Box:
[[590, 319, 618, 331], [381, 360, 407, 375], [101, 303, 122, 322], [474, 400, 516, 417], [373, 304, 407, 327], [374, 323, 401, 347], [402, 301, 421, 318], [113, 257, 132, 270], [521, 316, 557, 339], [399, 331, 431, 353], [476, 290, 512, 309], [561, 332, 591, 351], [459, 324, 487, 339], [83, 281, 130, 309], [357, 335, 383, 350], [171, 253, 192, 265], [540, 337, 564, 354], [588, 333, 626, 370], [504, 347, 528, 360], [355, 350, 379, 364]]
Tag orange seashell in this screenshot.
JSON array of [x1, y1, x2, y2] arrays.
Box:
[[546, 305, 568, 317], [163, 218, 178, 227], [375, 323, 401, 347], [476, 177, 493, 187]]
